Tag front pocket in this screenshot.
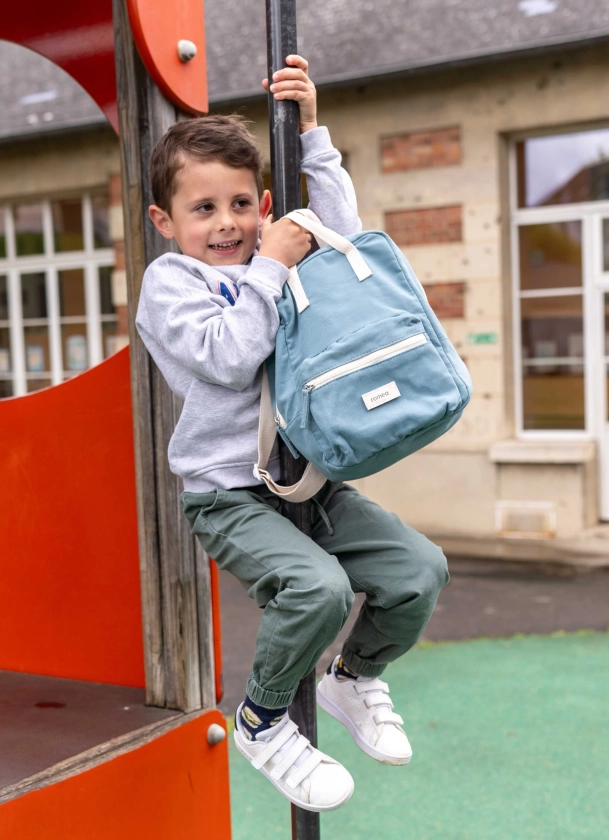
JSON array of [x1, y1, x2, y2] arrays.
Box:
[[299, 314, 463, 468]]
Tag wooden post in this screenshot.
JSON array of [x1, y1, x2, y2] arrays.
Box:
[[112, 0, 215, 712], [265, 1, 320, 838]]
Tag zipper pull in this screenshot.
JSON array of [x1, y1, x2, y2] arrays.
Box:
[[300, 387, 311, 428]]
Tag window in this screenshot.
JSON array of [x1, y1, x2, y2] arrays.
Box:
[[513, 127, 609, 435], [516, 127, 609, 208], [0, 194, 116, 398], [518, 222, 584, 430]]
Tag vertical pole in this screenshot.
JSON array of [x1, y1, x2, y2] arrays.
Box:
[[265, 2, 320, 838]]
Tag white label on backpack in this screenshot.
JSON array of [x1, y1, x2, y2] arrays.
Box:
[[362, 381, 401, 410]]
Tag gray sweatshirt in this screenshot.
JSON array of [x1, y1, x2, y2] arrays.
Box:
[[136, 126, 361, 493]]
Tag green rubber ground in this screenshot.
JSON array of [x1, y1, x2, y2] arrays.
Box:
[[229, 633, 609, 840]]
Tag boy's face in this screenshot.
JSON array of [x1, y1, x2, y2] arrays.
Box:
[[149, 158, 271, 266]]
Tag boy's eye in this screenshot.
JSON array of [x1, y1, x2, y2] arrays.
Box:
[[234, 199, 251, 209], [197, 203, 214, 212]]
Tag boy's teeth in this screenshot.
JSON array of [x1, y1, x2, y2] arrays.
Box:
[[212, 241, 239, 250]]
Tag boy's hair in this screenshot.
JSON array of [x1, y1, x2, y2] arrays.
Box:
[[150, 114, 264, 214]]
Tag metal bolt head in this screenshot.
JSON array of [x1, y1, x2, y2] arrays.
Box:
[[177, 40, 198, 62], [207, 722, 226, 745]]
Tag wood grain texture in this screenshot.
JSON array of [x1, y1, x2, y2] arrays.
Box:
[[113, 0, 212, 712], [0, 712, 192, 804]]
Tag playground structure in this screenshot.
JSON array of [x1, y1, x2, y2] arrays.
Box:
[[0, 0, 231, 836]]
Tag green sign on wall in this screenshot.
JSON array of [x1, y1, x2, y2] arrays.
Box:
[[467, 332, 498, 346]]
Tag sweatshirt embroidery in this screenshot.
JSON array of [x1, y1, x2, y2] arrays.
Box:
[[219, 280, 239, 306]]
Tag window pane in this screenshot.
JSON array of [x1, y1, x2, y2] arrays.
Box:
[[0, 380, 13, 399], [603, 219, 609, 273], [92, 195, 112, 249], [52, 198, 83, 252], [21, 272, 47, 319], [14, 203, 44, 256], [59, 268, 86, 317], [518, 222, 581, 291], [0, 327, 10, 373], [0, 211, 6, 259], [27, 377, 51, 393], [103, 321, 127, 358], [99, 265, 115, 314], [61, 324, 88, 372], [517, 128, 609, 208], [24, 325, 49, 373], [0, 275, 7, 320], [521, 295, 584, 430]]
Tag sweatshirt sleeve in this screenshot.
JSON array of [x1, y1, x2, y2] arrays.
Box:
[[300, 125, 362, 237], [137, 253, 289, 392]]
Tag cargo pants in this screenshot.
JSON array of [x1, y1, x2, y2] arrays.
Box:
[[182, 481, 449, 710]]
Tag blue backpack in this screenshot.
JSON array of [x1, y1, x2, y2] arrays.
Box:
[[254, 210, 472, 502]]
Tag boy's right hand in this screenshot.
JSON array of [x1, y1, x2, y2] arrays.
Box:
[[258, 216, 312, 268]]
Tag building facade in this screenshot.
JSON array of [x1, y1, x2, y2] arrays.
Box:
[[2, 11, 609, 558]]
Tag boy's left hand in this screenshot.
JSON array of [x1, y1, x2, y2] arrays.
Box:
[[262, 55, 318, 134]]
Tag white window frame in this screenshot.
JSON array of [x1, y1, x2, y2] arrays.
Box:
[[509, 132, 609, 442], [0, 194, 114, 398]]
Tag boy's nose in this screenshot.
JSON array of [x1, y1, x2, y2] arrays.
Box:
[[217, 212, 237, 231]]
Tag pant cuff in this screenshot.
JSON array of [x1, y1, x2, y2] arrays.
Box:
[[341, 646, 387, 679], [246, 675, 299, 710]]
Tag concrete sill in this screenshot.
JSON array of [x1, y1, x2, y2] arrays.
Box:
[[433, 528, 609, 569], [489, 439, 596, 464]]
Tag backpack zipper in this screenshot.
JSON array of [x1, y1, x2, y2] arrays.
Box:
[[275, 407, 287, 429], [301, 332, 427, 426]]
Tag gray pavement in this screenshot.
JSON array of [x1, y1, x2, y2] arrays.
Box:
[[218, 556, 609, 714]]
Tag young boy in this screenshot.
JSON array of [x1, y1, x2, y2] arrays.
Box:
[[136, 55, 448, 813]]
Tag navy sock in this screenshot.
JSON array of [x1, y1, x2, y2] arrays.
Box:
[[238, 696, 287, 741], [329, 655, 359, 681]]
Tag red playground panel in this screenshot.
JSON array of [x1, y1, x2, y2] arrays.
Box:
[[0, 349, 145, 686]]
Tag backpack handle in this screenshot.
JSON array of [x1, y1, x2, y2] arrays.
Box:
[[254, 365, 327, 502], [284, 209, 372, 313]]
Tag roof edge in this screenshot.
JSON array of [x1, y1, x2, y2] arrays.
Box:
[[0, 115, 109, 146], [208, 27, 609, 108]]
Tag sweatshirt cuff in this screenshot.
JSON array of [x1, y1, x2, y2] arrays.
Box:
[[239, 255, 289, 299], [300, 125, 333, 162]]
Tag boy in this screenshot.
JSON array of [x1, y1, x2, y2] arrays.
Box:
[[136, 55, 448, 813]]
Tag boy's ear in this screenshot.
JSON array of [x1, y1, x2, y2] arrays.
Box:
[[258, 190, 272, 222], [148, 205, 175, 240]]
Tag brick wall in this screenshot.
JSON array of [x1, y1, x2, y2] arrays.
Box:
[[385, 205, 462, 246], [381, 126, 461, 173], [425, 281, 466, 319]]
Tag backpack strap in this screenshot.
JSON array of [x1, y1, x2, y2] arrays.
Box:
[[254, 365, 327, 503], [284, 209, 373, 313]]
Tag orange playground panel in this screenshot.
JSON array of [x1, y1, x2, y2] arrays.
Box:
[[0, 710, 231, 839]]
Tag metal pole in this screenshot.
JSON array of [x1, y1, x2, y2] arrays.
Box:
[[265, 1, 320, 838]]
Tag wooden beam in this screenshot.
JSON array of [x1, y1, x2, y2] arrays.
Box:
[[112, 0, 214, 712]]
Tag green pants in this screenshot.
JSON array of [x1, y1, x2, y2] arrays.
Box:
[[182, 482, 448, 709]]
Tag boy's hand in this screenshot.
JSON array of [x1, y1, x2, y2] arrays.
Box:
[[259, 216, 312, 267], [262, 55, 318, 134]]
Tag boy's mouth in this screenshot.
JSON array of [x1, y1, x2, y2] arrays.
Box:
[[209, 239, 242, 253]]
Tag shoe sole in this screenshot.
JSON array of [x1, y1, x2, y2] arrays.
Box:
[[233, 729, 354, 812], [317, 681, 412, 766]]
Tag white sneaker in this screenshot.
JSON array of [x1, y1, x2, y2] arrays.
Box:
[[234, 703, 354, 812], [317, 656, 413, 766]]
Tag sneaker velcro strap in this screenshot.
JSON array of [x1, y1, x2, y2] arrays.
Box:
[[286, 750, 324, 788], [364, 694, 394, 709], [251, 720, 298, 770], [373, 708, 403, 726], [270, 734, 311, 781], [355, 678, 389, 694]]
